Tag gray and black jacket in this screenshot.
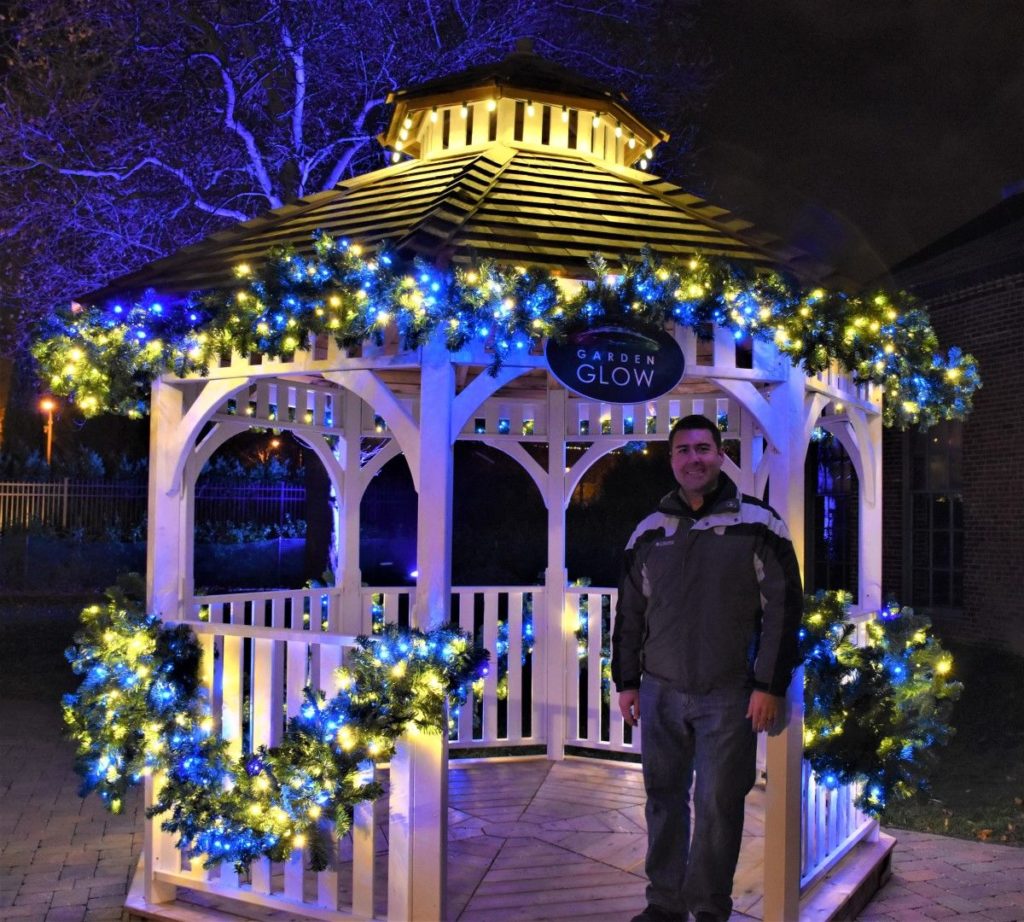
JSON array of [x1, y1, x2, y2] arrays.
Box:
[[611, 473, 803, 697]]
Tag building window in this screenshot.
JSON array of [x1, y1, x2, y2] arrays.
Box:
[[806, 430, 859, 601], [907, 421, 963, 608]]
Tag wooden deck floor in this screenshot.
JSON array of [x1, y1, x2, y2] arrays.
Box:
[[446, 758, 763, 922], [141, 757, 767, 921]]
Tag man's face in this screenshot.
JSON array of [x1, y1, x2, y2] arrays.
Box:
[[670, 427, 725, 498]]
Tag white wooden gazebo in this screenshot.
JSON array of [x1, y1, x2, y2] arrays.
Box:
[[104, 46, 892, 922]]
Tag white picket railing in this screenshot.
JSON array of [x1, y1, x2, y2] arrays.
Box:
[[360, 586, 542, 749], [564, 587, 639, 754], [164, 585, 876, 916], [156, 592, 379, 920], [798, 608, 877, 888]]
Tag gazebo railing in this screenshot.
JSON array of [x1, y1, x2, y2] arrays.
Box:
[[174, 585, 877, 914], [564, 586, 639, 754], [150, 608, 381, 920], [799, 607, 878, 888], [361, 586, 543, 749]]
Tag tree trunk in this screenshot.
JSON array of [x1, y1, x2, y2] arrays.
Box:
[[0, 356, 12, 451]]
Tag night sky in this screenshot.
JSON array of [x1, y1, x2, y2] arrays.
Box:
[[689, 1, 1024, 284]]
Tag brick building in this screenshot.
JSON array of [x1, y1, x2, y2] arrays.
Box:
[[883, 191, 1024, 654]]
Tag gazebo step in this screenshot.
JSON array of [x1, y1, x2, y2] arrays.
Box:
[[799, 831, 896, 921]]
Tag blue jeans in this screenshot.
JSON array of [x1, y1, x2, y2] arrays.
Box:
[[639, 675, 757, 919]]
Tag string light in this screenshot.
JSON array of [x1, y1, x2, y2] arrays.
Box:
[[33, 234, 979, 431], [801, 591, 962, 814], [64, 595, 488, 873]]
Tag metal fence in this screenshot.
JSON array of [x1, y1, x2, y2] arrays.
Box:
[[0, 480, 308, 534]]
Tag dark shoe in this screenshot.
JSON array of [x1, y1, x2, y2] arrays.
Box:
[[630, 904, 687, 922], [694, 913, 722, 922]]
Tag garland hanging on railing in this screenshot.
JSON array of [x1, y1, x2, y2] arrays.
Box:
[[63, 583, 488, 872], [66, 582, 961, 860], [34, 234, 979, 429], [800, 591, 962, 813]]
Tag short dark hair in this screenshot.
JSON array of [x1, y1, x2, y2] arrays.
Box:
[[669, 414, 722, 450]]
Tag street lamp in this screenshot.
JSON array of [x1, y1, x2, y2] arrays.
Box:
[[39, 397, 56, 466]]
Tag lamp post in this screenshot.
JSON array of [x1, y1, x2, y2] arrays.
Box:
[[39, 397, 56, 466]]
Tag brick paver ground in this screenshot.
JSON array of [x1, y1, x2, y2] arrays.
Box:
[[0, 696, 142, 922], [2, 601, 1021, 921]]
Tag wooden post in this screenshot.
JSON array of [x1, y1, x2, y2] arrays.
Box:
[[143, 773, 179, 904], [544, 387, 569, 759], [340, 388, 365, 632], [858, 411, 884, 611], [147, 378, 187, 623], [144, 377, 187, 905], [762, 372, 808, 922], [412, 334, 453, 632], [390, 331, 452, 921]]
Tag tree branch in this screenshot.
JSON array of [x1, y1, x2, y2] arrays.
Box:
[[321, 97, 385, 189], [280, 23, 306, 164], [20, 155, 251, 222], [190, 51, 282, 208]]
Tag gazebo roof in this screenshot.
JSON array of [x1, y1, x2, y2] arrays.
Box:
[[82, 145, 813, 306]]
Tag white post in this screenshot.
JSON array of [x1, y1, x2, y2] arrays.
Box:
[[389, 332, 452, 922], [144, 377, 188, 905], [340, 388, 365, 632], [858, 412, 884, 611], [544, 387, 569, 759], [147, 378, 188, 623], [412, 334, 454, 632], [762, 372, 807, 922]]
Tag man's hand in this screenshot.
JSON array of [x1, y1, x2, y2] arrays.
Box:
[[618, 689, 640, 727], [746, 689, 784, 734]]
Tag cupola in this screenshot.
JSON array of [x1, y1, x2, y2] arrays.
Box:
[[378, 38, 668, 169]]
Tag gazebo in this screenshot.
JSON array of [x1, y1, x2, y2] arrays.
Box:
[[67, 45, 899, 921]]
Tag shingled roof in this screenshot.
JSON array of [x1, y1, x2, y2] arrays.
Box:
[[81, 45, 827, 306], [82, 144, 813, 306]]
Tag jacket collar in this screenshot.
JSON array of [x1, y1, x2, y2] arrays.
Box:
[[657, 472, 740, 519]]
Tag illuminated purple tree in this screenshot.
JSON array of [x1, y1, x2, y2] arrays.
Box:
[[0, 0, 704, 361]]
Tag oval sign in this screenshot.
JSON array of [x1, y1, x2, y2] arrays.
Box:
[[546, 325, 685, 404]]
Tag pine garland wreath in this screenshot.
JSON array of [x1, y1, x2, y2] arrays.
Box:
[[801, 591, 962, 813], [63, 581, 201, 813], [63, 592, 488, 872], [34, 237, 979, 428]]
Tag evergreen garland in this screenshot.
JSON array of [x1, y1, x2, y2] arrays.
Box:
[[65, 584, 961, 865], [63, 593, 488, 872], [34, 236, 979, 429], [801, 591, 962, 813]]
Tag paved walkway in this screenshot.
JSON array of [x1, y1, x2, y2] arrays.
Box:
[[2, 603, 1022, 921]]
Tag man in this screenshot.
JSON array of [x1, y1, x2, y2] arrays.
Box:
[[612, 414, 803, 922]]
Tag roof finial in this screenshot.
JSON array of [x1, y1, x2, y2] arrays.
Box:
[[515, 37, 534, 55]]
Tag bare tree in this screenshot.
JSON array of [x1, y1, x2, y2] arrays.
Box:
[[0, 0, 705, 359]]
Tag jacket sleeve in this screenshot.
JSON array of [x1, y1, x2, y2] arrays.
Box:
[[611, 535, 648, 692], [751, 512, 804, 696]]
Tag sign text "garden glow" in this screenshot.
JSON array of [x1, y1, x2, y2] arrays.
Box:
[[546, 325, 685, 404]]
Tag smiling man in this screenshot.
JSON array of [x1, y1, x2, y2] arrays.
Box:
[[612, 415, 803, 922]]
